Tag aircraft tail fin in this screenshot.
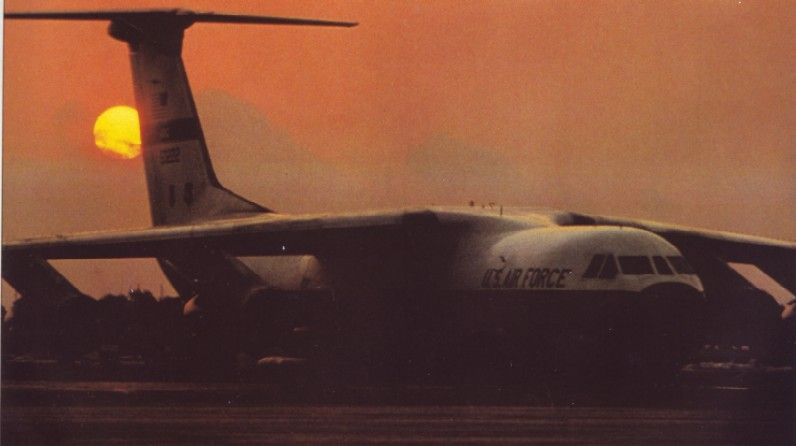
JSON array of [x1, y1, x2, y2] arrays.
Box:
[[121, 19, 267, 225], [5, 10, 356, 226]]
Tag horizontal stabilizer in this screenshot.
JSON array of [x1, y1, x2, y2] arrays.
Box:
[[4, 9, 357, 27]]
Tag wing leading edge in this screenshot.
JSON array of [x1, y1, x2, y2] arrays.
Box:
[[2, 211, 414, 260]]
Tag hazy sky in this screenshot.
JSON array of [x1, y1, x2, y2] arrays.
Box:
[[3, 0, 795, 306]]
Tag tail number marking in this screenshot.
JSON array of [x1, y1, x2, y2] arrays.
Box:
[[159, 146, 181, 164]]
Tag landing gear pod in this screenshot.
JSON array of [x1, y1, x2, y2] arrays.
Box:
[[617, 283, 707, 384]]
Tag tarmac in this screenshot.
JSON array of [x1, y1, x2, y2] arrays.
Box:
[[2, 381, 793, 445]]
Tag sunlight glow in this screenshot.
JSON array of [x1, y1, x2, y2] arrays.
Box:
[[93, 105, 141, 159]]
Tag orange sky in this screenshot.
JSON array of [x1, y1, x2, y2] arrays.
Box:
[[3, 1, 795, 305]]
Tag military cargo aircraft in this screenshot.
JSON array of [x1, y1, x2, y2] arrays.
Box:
[[4, 10, 795, 384]]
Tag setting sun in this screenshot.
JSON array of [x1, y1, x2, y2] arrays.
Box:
[[93, 105, 141, 159]]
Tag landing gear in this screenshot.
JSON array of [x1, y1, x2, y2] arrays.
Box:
[[616, 284, 706, 388]]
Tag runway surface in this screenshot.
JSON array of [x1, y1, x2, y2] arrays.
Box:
[[2, 382, 794, 445]]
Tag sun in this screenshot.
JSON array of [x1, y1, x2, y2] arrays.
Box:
[[93, 105, 141, 159]]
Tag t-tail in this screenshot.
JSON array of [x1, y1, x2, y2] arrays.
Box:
[[6, 10, 356, 226]]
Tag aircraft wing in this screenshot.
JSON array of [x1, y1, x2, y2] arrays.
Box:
[[2, 211, 419, 260], [577, 214, 796, 295]]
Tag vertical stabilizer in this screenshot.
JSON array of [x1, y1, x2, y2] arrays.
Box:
[[5, 10, 356, 226], [109, 17, 268, 226]]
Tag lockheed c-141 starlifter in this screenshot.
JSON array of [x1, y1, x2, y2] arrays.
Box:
[[4, 9, 794, 385]]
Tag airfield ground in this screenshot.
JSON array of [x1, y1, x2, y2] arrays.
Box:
[[2, 378, 793, 445]]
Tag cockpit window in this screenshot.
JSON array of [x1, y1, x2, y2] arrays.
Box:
[[652, 256, 673, 275], [618, 256, 654, 274], [598, 254, 618, 279], [667, 256, 695, 274], [583, 254, 606, 278]]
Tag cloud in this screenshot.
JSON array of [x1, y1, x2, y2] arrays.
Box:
[[197, 90, 375, 212]]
